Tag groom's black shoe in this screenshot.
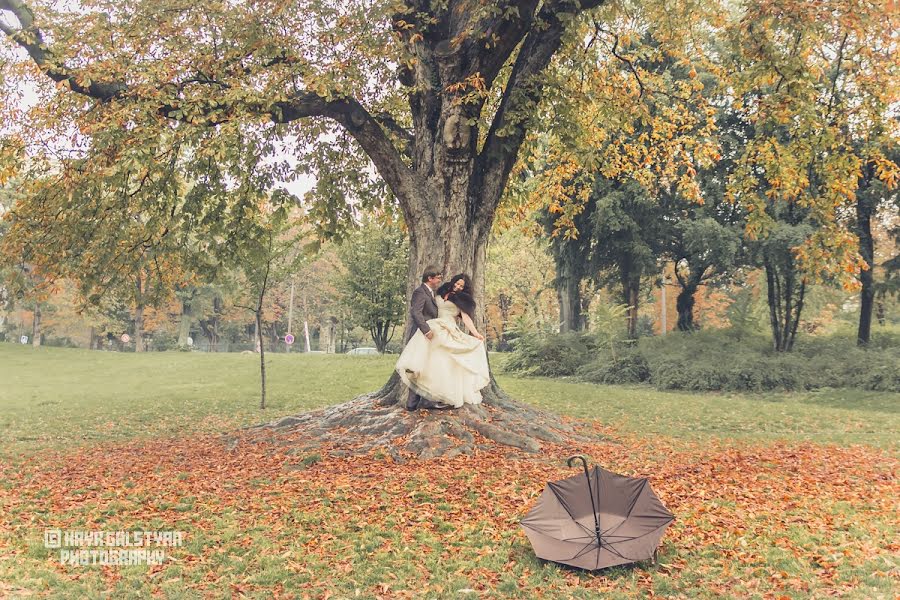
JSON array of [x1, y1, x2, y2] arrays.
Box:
[[417, 398, 449, 409]]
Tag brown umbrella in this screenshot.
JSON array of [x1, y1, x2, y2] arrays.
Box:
[[521, 456, 674, 570]]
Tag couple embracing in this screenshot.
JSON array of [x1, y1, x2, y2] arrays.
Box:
[[396, 266, 490, 411]]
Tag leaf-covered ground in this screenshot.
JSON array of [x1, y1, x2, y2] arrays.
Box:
[[1, 429, 896, 598], [0, 346, 897, 598]]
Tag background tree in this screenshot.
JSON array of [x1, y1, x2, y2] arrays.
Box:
[[226, 199, 299, 410], [538, 192, 595, 333], [337, 220, 407, 353], [587, 177, 666, 339], [667, 105, 746, 331], [484, 227, 558, 347], [854, 144, 899, 346], [724, 0, 897, 351]]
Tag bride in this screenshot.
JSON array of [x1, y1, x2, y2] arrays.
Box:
[[396, 274, 490, 409]]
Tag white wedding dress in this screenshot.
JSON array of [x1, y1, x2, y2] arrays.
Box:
[[396, 296, 490, 408]]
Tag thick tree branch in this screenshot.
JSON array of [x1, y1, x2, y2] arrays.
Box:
[[273, 93, 421, 209], [374, 112, 414, 160], [0, 0, 125, 100], [474, 0, 605, 223], [464, 0, 541, 88], [2, 1, 420, 210]]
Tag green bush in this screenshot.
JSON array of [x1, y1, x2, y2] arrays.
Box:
[[503, 328, 899, 392], [576, 348, 650, 385], [505, 331, 592, 377]]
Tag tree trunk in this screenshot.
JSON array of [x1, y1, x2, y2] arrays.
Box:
[[764, 259, 805, 352], [199, 295, 222, 351], [496, 292, 512, 351], [177, 298, 193, 348], [250, 171, 589, 458], [624, 279, 640, 339], [675, 281, 699, 332], [31, 303, 41, 347], [856, 175, 876, 347], [256, 309, 266, 410], [134, 303, 145, 352], [133, 276, 145, 353], [370, 321, 391, 353], [326, 317, 337, 353], [558, 277, 583, 333]]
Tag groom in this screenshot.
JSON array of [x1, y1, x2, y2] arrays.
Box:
[[404, 265, 443, 411]]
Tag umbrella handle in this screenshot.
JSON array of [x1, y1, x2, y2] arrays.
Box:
[[567, 456, 603, 547], [567, 455, 588, 471]]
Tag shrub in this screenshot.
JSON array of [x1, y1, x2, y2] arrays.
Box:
[[576, 348, 650, 385], [504, 327, 899, 392], [505, 331, 591, 377]]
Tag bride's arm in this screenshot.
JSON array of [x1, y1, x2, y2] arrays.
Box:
[[459, 312, 485, 341]]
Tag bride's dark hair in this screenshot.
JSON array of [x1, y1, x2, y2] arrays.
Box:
[[437, 274, 475, 319]]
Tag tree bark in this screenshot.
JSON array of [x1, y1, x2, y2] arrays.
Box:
[[558, 277, 583, 333], [764, 259, 805, 352], [675, 283, 698, 332], [31, 303, 41, 347], [133, 276, 145, 353], [623, 278, 640, 339], [856, 167, 876, 347], [177, 298, 193, 348]]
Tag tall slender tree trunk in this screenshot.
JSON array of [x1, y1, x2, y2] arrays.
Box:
[[764, 259, 806, 352], [623, 279, 641, 339], [211, 296, 222, 351], [496, 293, 512, 350], [856, 171, 876, 347], [133, 275, 145, 352], [255, 255, 272, 409], [256, 309, 266, 409], [31, 303, 41, 347], [134, 303, 145, 352]]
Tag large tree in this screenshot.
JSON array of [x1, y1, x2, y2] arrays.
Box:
[[1, 0, 629, 456]]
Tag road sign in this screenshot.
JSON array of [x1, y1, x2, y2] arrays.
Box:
[[284, 334, 295, 345], [121, 333, 131, 343]]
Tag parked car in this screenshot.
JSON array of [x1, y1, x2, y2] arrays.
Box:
[[347, 347, 379, 355]]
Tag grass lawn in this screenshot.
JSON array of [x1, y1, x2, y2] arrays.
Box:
[[0, 343, 897, 598]]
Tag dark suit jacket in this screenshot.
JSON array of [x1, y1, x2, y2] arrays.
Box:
[[404, 284, 438, 344]]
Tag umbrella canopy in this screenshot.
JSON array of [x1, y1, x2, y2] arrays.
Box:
[[521, 457, 674, 570]]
